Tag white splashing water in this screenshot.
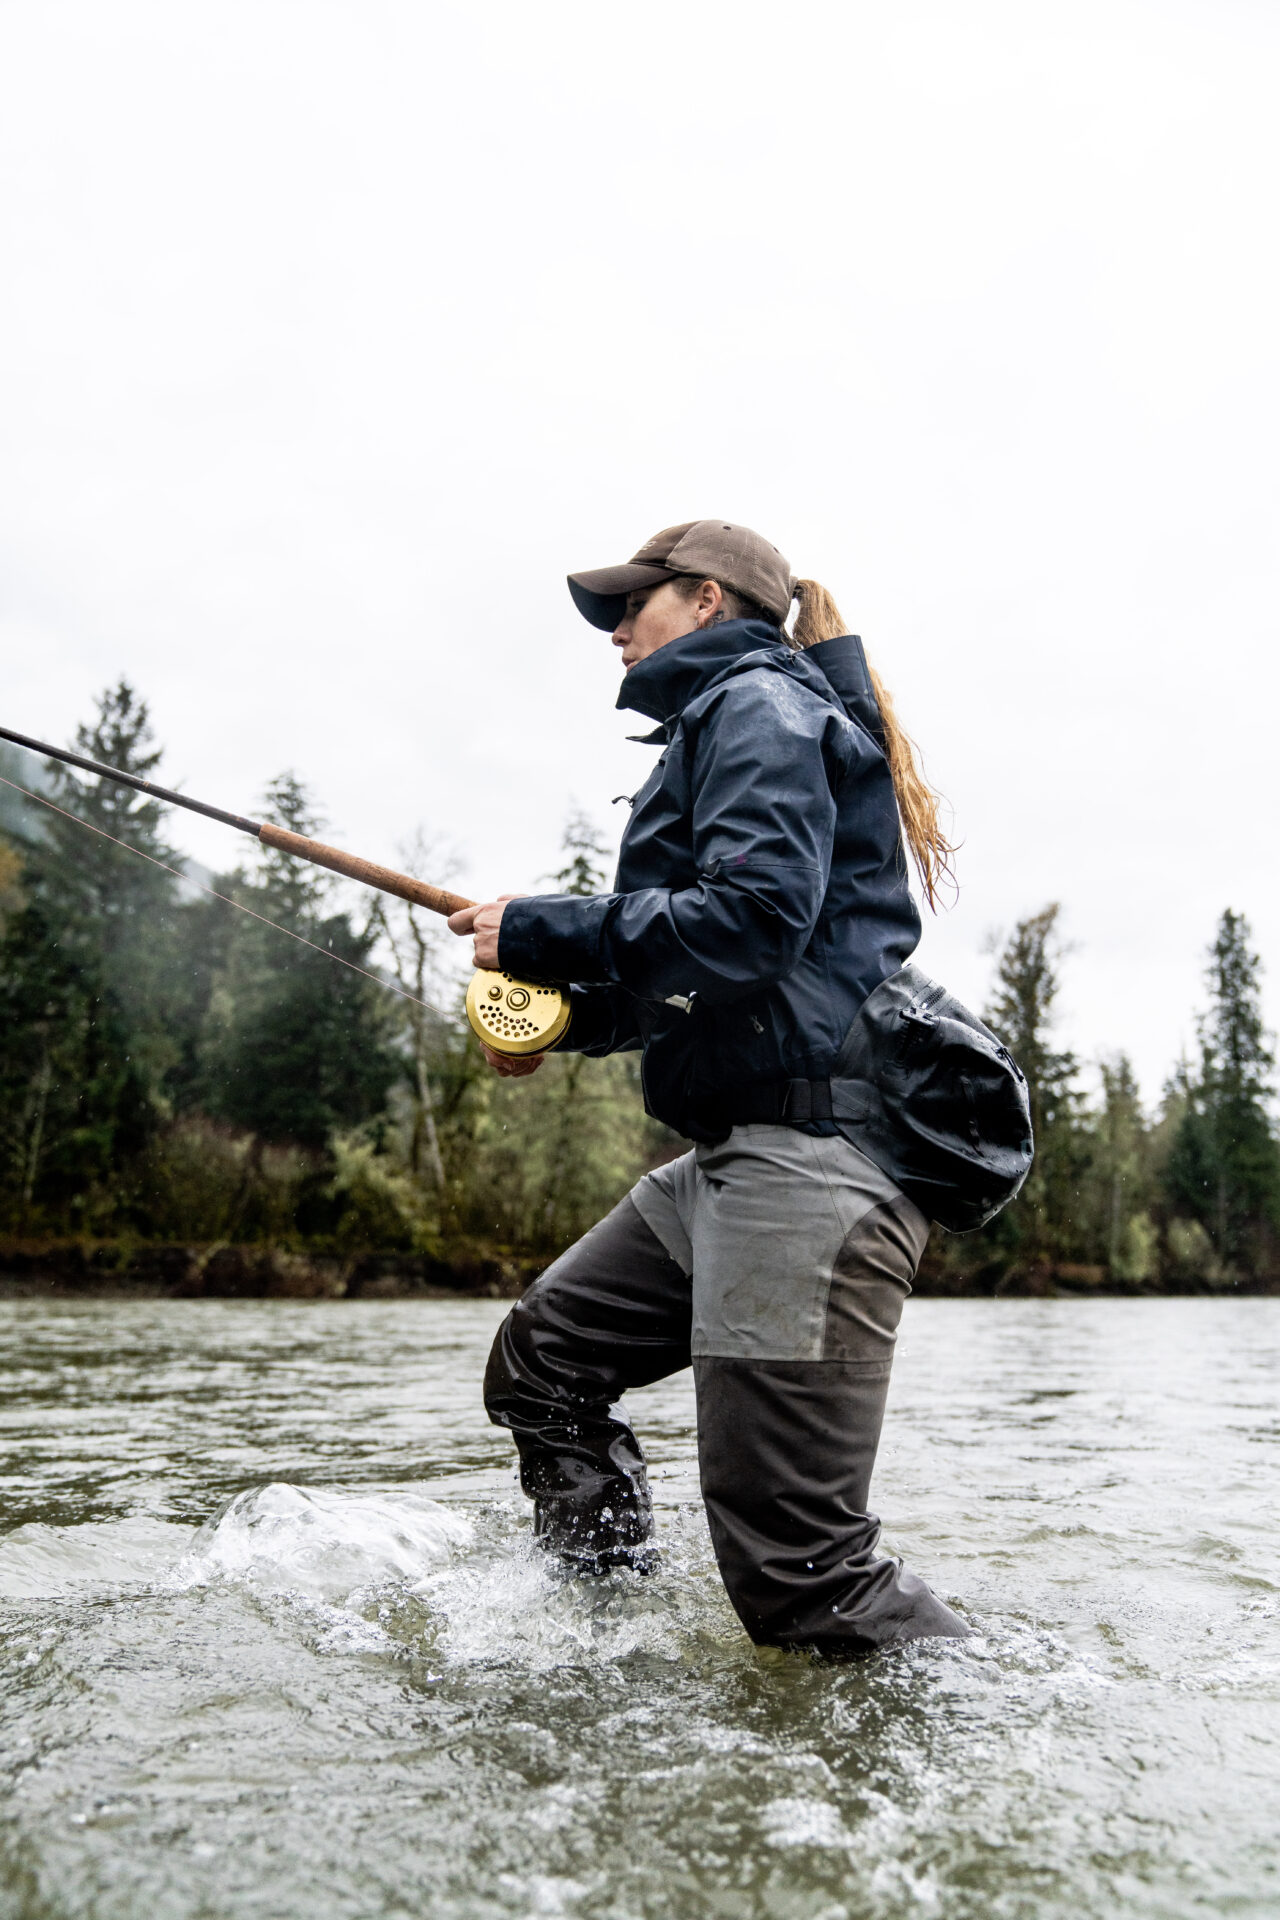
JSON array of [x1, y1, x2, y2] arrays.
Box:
[[172, 1482, 474, 1601], [0, 1480, 727, 1673], [0, 1484, 475, 1610], [417, 1503, 733, 1671]]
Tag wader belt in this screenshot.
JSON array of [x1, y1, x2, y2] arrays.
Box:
[[708, 1077, 836, 1129]]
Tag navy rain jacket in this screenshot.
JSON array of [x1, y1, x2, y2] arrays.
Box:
[[498, 618, 922, 1143]]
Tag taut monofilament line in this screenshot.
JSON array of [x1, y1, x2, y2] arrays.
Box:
[[0, 724, 570, 1055], [0, 768, 449, 1019]]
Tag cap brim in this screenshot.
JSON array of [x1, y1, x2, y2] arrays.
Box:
[[567, 562, 676, 631]]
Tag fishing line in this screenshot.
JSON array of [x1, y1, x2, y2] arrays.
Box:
[[0, 721, 570, 1054], [0, 770, 451, 1021]]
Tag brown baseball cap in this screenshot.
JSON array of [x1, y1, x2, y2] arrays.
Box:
[[567, 520, 795, 631]]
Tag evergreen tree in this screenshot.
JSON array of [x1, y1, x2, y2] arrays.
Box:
[[981, 904, 1089, 1265], [551, 807, 611, 897], [1163, 910, 1280, 1276], [1092, 1054, 1157, 1281], [57, 682, 186, 1090], [198, 774, 398, 1149], [253, 773, 329, 926], [37, 684, 178, 995], [0, 683, 175, 1224]]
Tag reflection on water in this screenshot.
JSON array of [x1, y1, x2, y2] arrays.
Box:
[[0, 1297, 1277, 1919]]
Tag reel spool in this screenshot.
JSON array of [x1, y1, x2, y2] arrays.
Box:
[[465, 969, 570, 1056]]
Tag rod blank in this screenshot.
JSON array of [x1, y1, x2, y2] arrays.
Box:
[[0, 723, 477, 921], [0, 722, 261, 837]]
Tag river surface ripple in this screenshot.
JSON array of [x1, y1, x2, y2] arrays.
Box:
[[0, 1297, 1277, 1920]]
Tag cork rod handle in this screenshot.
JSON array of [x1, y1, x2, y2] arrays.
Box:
[[258, 823, 476, 919]]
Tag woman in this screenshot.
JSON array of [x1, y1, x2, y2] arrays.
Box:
[[449, 519, 970, 1655]]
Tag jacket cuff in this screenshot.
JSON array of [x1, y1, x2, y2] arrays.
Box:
[[498, 893, 616, 984]]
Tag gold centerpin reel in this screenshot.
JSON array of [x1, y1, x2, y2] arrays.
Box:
[[465, 969, 571, 1056]]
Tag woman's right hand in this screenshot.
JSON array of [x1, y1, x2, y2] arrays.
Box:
[[480, 1042, 545, 1078]]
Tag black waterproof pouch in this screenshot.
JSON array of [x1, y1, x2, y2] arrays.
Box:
[[830, 965, 1034, 1232]]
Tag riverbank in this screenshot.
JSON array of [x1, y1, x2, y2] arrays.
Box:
[[1, 1236, 1276, 1299], [0, 1239, 543, 1300]]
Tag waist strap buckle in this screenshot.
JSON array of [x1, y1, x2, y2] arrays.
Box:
[[780, 1078, 834, 1125]]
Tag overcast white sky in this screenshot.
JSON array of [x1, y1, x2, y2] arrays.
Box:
[[2, 0, 1277, 1101]]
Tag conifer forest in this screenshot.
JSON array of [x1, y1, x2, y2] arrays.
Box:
[[2, 682, 1277, 1296]]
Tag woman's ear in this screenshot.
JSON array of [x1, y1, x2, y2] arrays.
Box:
[[694, 579, 723, 626]]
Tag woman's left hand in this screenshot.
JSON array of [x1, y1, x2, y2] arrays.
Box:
[[446, 893, 525, 969]]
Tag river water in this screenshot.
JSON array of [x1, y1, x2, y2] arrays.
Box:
[[0, 1297, 1276, 1920]]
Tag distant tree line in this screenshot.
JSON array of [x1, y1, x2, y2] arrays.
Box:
[[1, 682, 1277, 1289], [932, 900, 1280, 1289]]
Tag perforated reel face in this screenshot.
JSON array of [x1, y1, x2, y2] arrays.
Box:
[[465, 969, 570, 1056]]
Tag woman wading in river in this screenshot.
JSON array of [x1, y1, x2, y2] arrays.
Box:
[[450, 520, 993, 1655]]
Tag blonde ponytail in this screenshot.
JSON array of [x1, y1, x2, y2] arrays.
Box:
[[791, 579, 956, 911]]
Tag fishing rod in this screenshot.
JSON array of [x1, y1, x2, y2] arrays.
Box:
[[0, 723, 569, 1058]]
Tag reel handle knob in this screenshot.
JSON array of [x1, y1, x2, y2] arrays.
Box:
[[465, 969, 570, 1056]]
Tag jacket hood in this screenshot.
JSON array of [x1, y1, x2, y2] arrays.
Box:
[[802, 634, 886, 749]]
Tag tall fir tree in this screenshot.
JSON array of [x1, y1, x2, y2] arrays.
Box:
[[197, 774, 398, 1149], [1092, 1054, 1157, 1280], [982, 903, 1090, 1266], [56, 681, 185, 1090], [1163, 910, 1279, 1276], [0, 683, 176, 1225]]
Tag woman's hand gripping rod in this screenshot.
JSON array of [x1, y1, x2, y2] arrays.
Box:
[[0, 722, 569, 1059]]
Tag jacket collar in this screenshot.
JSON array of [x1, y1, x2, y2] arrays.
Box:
[[616, 619, 788, 728]]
